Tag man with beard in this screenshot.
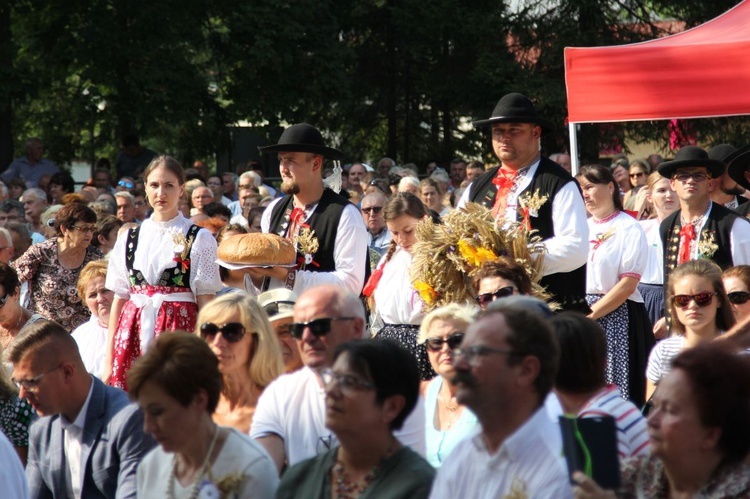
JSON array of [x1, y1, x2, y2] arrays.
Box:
[[429, 300, 571, 498], [707, 144, 749, 211], [257, 123, 368, 295]]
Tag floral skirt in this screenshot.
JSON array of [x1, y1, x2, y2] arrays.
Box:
[[586, 295, 654, 407], [378, 323, 436, 381], [110, 299, 198, 391]]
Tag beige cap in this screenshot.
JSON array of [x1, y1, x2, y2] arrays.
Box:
[[258, 288, 298, 322]]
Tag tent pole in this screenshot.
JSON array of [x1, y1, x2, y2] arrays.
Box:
[[569, 122, 579, 176]]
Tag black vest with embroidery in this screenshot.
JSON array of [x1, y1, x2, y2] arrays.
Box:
[[660, 203, 742, 283], [468, 158, 588, 311], [269, 188, 371, 281], [126, 224, 201, 289]]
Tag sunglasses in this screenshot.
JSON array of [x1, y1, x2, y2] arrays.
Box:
[[629, 172, 645, 179], [289, 317, 356, 340], [672, 292, 715, 308], [425, 333, 464, 352], [199, 322, 247, 343], [361, 206, 383, 215], [475, 286, 516, 307], [117, 180, 134, 189], [728, 291, 750, 305], [673, 173, 710, 183]]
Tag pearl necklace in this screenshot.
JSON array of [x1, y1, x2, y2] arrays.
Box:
[[167, 424, 220, 499]]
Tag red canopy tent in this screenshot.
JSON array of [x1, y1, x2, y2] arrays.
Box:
[[564, 0, 750, 168]]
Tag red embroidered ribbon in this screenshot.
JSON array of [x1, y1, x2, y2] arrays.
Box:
[[491, 169, 518, 190], [491, 169, 518, 218], [678, 224, 696, 265]]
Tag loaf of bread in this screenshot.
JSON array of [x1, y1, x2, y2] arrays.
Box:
[[217, 233, 296, 266]]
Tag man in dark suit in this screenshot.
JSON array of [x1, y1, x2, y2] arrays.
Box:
[[6, 320, 154, 499], [458, 93, 589, 312]]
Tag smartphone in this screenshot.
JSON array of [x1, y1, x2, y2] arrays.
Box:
[[559, 414, 621, 489]]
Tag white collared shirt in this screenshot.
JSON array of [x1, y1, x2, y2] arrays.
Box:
[[429, 407, 573, 499], [62, 378, 95, 499]]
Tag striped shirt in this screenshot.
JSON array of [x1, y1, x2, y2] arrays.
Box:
[[579, 385, 650, 458], [646, 336, 685, 385]]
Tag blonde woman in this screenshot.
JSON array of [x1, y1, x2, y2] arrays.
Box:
[[196, 293, 284, 433]]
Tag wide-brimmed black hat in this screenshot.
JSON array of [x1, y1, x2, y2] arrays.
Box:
[[472, 93, 555, 133], [258, 123, 344, 160], [657, 146, 725, 179], [727, 146, 750, 190]]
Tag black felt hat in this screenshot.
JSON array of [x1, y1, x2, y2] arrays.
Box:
[[727, 146, 750, 190], [472, 93, 555, 134], [258, 123, 344, 160], [657, 146, 725, 179]]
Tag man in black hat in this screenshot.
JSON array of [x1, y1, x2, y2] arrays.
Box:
[[256, 123, 368, 296], [458, 93, 589, 312], [707, 144, 749, 211], [658, 145, 750, 283]]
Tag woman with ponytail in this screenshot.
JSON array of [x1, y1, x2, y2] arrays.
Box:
[[363, 192, 435, 380]]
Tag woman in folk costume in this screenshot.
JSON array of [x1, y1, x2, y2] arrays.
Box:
[[364, 192, 436, 381], [577, 164, 654, 407], [104, 156, 222, 389]]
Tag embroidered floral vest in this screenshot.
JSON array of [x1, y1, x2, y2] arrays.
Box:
[[125, 225, 201, 288]]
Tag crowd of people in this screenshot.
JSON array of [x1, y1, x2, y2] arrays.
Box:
[[2, 92, 750, 498]]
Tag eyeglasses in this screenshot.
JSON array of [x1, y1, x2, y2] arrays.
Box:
[[276, 324, 293, 339], [71, 225, 96, 233], [425, 333, 464, 352], [263, 301, 296, 317], [728, 291, 750, 305], [320, 368, 375, 394], [672, 292, 715, 308], [117, 180, 134, 189], [629, 172, 645, 179], [199, 322, 247, 343], [673, 173, 710, 183], [12, 364, 63, 392], [239, 184, 253, 190], [453, 345, 519, 367], [475, 286, 516, 307], [361, 206, 383, 215], [289, 317, 356, 340]]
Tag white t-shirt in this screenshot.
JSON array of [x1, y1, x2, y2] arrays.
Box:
[[250, 367, 426, 467], [71, 315, 108, 379], [137, 427, 278, 499]]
